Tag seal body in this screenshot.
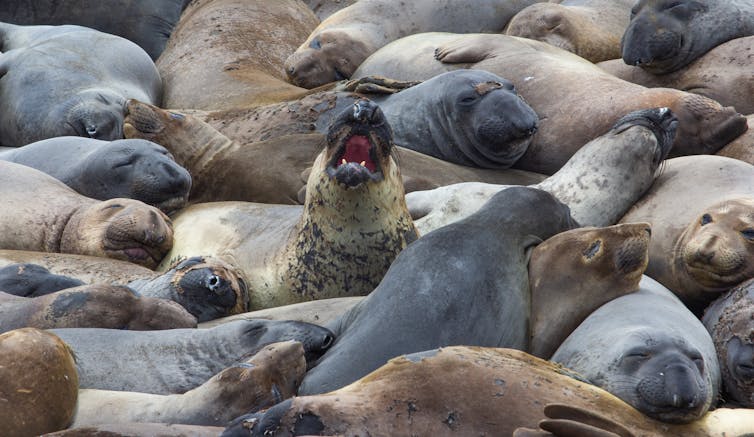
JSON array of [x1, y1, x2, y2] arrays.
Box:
[[0, 262, 84, 296], [552, 276, 720, 423], [51, 319, 334, 394], [0, 328, 78, 436], [353, 32, 746, 174], [505, 0, 635, 62], [0, 161, 173, 269], [0, 137, 191, 214], [0, 22, 161, 146], [0, 0, 189, 59], [621, 0, 754, 74], [72, 341, 305, 427], [298, 186, 578, 395], [718, 114, 754, 166], [284, 0, 541, 88]]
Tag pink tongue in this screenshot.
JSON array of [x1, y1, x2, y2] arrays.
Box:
[[124, 248, 149, 260], [341, 136, 376, 172]]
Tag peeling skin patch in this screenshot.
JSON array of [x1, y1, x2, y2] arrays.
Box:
[[404, 349, 440, 362], [294, 412, 325, 435], [51, 291, 89, 319], [583, 240, 601, 259]]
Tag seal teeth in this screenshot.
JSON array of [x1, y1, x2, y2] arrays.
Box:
[[360, 161, 366, 167], [341, 159, 347, 165]]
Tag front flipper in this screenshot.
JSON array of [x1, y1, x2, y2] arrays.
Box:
[[339, 75, 422, 95], [538, 404, 636, 437], [434, 36, 496, 64]]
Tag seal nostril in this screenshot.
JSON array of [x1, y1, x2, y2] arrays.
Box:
[[206, 275, 221, 292], [321, 334, 334, 350]]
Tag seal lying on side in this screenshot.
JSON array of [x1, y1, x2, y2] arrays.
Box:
[[551, 276, 721, 423], [199, 297, 362, 329], [353, 32, 747, 174], [0, 22, 161, 146], [51, 319, 334, 395], [298, 186, 578, 395], [224, 347, 752, 437], [72, 341, 305, 427], [0, 328, 78, 436], [157, 0, 318, 110], [620, 155, 754, 313], [0, 286, 196, 332], [621, 0, 754, 74], [0, 0, 190, 59], [407, 107, 676, 234], [0, 262, 84, 296], [505, 0, 635, 63], [284, 0, 540, 88], [528, 222, 651, 359], [159, 100, 417, 310], [600, 36, 754, 115], [0, 137, 191, 214], [702, 279, 754, 407], [0, 161, 173, 269]]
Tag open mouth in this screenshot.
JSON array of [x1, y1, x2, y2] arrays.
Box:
[[325, 134, 384, 188], [106, 244, 162, 267]]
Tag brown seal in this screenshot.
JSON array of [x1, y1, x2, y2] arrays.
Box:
[[620, 155, 754, 314], [352, 32, 747, 174], [528, 222, 651, 359], [156, 0, 319, 110], [0, 328, 78, 436], [717, 114, 754, 165], [225, 346, 753, 437], [0, 161, 173, 269], [505, 0, 635, 63], [0, 285, 196, 332], [43, 424, 225, 437]]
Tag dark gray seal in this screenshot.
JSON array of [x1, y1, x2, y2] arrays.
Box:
[[551, 276, 721, 424], [50, 319, 334, 395], [0, 137, 191, 214], [368, 69, 539, 168], [297, 186, 578, 395], [0, 22, 161, 146], [621, 0, 754, 74], [0, 263, 84, 296]]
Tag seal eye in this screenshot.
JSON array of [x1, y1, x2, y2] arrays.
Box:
[[112, 157, 135, 169], [691, 355, 704, 373], [741, 229, 754, 241], [700, 214, 712, 226], [623, 348, 651, 362], [458, 93, 478, 106]]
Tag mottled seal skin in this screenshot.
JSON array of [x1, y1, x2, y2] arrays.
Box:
[[352, 32, 747, 174], [0, 137, 191, 214], [552, 276, 720, 424], [622, 0, 754, 74], [620, 156, 754, 314], [407, 107, 677, 234], [601, 36, 754, 115], [72, 341, 306, 427], [368, 69, 539, 168], [0, 285, 197, 332], [0, 262, 84, 297], [223, 347, 752, 437], [0, 23, 161, 146], [0, 161, 173, 269], [157, 0, 318, 111], [297, 186, 578, 396], [158, 100, 417, 310], [284, 0, 540, 88], [44, 424, 224, 437], [505, 0, 635, 63], [0, 328, 78, 436], [529, 223, 651, 359], [0, 0, 190, 60], [703, 278, 754, 408], [51, 319, 334, 395]]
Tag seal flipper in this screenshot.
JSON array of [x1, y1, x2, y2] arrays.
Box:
[[538, 404, 636, 437], [434, 36, 494, 64]]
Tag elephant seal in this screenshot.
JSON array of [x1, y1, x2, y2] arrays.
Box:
[[46, 424, 225, 437], [505, 0, 635, 63], [528, 222, 651, 359], [284, 0, 540, 88], [551, 276, 720, 423], [702, 279, 754, 407], [51, 319, 334, 395], [0, 23, 161, 146], [0, 328, 78, 436], [600, 36, 754, 115], [407, 107, 677, 234], [157, 0, 318, 110], [353, 32, 747, 174], [0, 285, 196, 332], [0, 161, 173, 269], [223, 347, 752, 437], [159, 100, 417, 310], [0, 137, 191, 214], [620, 155, 754, 314], [72, 341, 305, 427], [621, 0, 754, 74], [304, 0, 357, 20], [298, 186, 578, 395], [0, 262, 84, 296], [0, 0, 190, 59]]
